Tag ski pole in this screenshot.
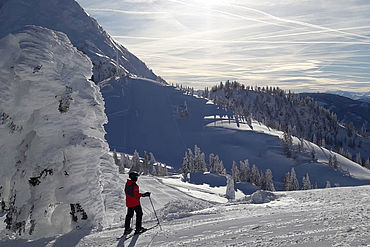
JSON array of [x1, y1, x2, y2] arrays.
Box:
[[149, 196, 162, 230]]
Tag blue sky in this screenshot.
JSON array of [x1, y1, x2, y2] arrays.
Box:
[[78, 0, 370, 92]]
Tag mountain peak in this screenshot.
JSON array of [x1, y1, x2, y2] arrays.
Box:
[[0, 0, 164, 83]]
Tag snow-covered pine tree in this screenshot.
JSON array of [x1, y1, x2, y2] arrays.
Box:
[[232, 161, 240, 182], [129, 150, 142, 173], [333, 155, 339, 169], [250, 165, 261, 186], [263, 169, 275, 191], [113, 150, 119, 166], [225, 175, 235, 200], [157, 164, 168, 176], [214, 155, 226, 175], [181, 151, 190, 181], [193, 145, 201, 172], [283, 131, 293, 158], [239, 159, 250, 182], [149, 152, 157, 175], [187, 148, 194, 173], [284, 172, 291, 191], [209, 153, 216, 173], [142, 151, 150, 175], [328, 154, 333, 167], [356, 153, 362, 166], [325, 181, 331, 188], [118, 157, 125, 174], [301, 173, 312, 190], [364, 158, 370, 169], [290, 168, 300, 190], [200, 152, 207, 172]]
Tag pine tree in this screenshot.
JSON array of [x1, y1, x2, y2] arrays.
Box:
[[364, 158, 370, 169], [328, 154, 333, 167], [251, 165, 261, 186], [232, 161, 240, 182], [118, 156, 126, 174], [182, 151, 190, 181], [239, 159, 250, 182], [332, 155, 339, 169], [149, 152, 157, 175], [290, 168, 299, 190], [209, 153, 216, 172], [283, 131, 293, 158], [187, 148, 194, 173], [263, 169, 275, 191], [301, 173, 312, 190], [355, 153, 362, 166], [200, 152, 207, 172], [311, 149, 316, 161], [142, 151, 150, 175], [284, 172, 291, 191], [214, 155, 226, 175], [193, 145, 201, 172], [130, 150, 142, 173], [113, 150, 119, 166], [325, 181, 331, 188]]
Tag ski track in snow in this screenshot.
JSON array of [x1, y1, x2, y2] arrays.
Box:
[[3, 183, 368, 246], [81, 186, 370, 247]]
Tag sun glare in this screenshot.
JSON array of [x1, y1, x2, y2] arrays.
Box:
[[195, 0, 226, 7]]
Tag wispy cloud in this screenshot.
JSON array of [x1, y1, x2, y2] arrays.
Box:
[[78, 0, 370, 92]]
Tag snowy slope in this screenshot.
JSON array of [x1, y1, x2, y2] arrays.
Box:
[[300, 92, 370, 134], [0, 26, 124, 239], [101, 78, 370, 189], [0, 0, 163, 83], [1, 174, 369, 246]]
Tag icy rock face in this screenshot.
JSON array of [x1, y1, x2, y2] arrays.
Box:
[[0, 26, 124, 239], [0, 0, 163, 83]]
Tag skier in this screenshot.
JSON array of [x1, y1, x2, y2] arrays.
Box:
[[124, 172, 151, 235]]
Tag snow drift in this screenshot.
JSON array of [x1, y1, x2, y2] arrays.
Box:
[[0, 26, 124, 239]]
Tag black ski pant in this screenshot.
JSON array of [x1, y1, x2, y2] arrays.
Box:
[[125, 205, 143, 230]]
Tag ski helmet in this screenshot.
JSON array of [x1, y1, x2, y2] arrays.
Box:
[[129, 172, 139, 181]]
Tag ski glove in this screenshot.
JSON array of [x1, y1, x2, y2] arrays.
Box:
[[142, 192, 151, 197]]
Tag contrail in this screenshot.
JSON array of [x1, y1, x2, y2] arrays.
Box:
[[228, 3, 370, 41], [168, 0, 370, 44], [113, 35, 370, 45]]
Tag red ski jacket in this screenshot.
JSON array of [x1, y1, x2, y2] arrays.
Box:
[[125, 179, 142, 207]]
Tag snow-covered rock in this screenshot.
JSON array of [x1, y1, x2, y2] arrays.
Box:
[[243, 190, 278, 204], [0, 25, 124, 239], [0, 0, 163, 83]]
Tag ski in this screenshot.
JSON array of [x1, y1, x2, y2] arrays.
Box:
[[116, 224, 159, 240]]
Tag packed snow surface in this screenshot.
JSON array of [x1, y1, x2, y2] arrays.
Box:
[[1, 175, 369, 246]]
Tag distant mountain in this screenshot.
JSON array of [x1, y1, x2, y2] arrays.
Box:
[[325, 90, 370, 103], [0, 0, 164, 83], [300, 93, 370, 134]]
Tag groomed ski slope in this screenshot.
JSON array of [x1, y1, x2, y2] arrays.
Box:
[[2, 174, 369, 246]]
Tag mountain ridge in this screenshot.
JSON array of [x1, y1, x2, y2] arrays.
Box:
[[0, 0, 164, 83]]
